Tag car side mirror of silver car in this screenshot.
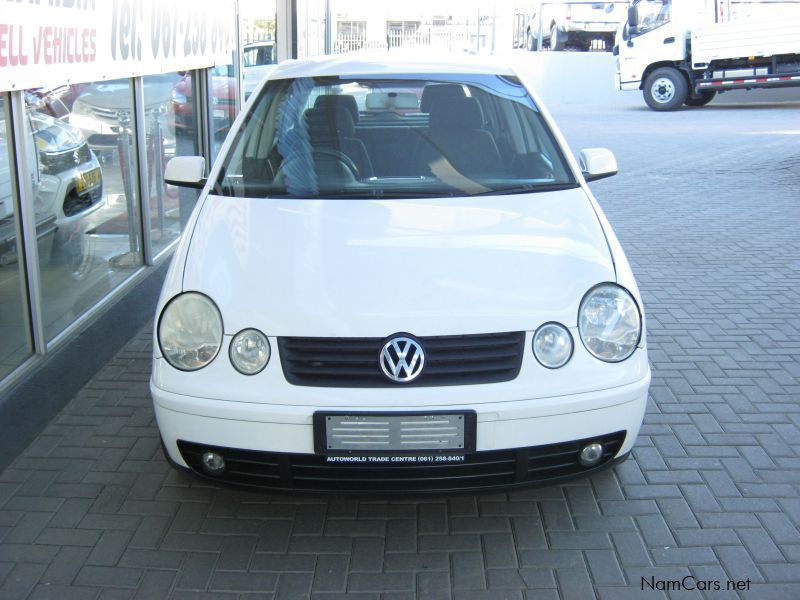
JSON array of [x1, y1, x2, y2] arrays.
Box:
[[165, 156, 206, 189], [579, 148, 618, 182]]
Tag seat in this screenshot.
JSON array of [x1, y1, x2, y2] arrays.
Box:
[[420, 83, 466, 113], [313, 95, 359, 124], [304, 104, 374, 179], [415, 97, 503, 179]]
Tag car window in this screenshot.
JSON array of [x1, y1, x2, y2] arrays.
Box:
[[216, 74, 576, 199], [244, 45, 276, 67]]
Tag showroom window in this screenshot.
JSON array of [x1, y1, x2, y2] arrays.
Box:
[[31, 78, 143, 341], [146, 72, 202, 255], [0, 0, 242, 390], [210, 63, 238, 160], [0, 95, 33, 379]]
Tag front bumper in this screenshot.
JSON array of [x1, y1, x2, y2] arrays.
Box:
[[152, 373, 649, 492]]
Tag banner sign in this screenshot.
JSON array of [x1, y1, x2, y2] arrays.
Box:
[[0, 0, 236, 92]]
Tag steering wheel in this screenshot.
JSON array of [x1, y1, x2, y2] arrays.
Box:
[[311, 148, 361, 180]]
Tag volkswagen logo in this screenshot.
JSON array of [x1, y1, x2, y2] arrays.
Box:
[[380, 336, 425, 383]]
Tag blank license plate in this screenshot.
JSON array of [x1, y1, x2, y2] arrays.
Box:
[[315, 412, 476, 454]]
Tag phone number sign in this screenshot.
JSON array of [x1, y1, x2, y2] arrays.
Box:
[[0, 0, 236, 92]]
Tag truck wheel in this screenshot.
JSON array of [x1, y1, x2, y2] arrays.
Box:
[[549, 25, 565, 51], [643, 67, 688, 111], [685, 90, 716, 107], [527, 30, 538, 51]]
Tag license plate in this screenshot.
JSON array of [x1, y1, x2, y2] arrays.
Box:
[[314, 411, 476, 455], [213, 109, 225, 119], [76, 167, 101, 194]]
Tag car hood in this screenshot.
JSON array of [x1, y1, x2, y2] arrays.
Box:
[[182, 189, 615, 337]]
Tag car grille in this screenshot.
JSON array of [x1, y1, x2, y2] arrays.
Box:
[[39, 143, 92, 175], [278, 332, 525, 387], [177, 431, 627, 493]]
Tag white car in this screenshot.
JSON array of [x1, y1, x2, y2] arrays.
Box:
[[152, 54, 650, 493]]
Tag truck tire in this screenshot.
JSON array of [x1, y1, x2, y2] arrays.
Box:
[[527, 30, 538, 51], [643, 67, 688, 111], [549, 25, 565, 51], [685, 90, 716, 107]]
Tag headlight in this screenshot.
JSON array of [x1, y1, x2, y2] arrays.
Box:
[[229, 328, 271, 375], [158, 292, 223, 371], [532, 322, 573, 369], [578, 283, 641, 362]]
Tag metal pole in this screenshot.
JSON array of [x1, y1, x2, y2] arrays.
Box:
[[324, 0, 332, 54], [131, 78, 151, 266], [7, 91, 45, 354], [476, 8, 481, 52], [537, 1, 544, 51], [491, 5, 496, 54]]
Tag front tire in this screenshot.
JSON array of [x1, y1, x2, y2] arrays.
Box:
[[685, 90, 716, 107], [549, 25, 565, 51], [527, 30, 538, 51], [643, 67, 688, 111]]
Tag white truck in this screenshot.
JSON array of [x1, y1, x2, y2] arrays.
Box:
[[615, 0, 800, 110], [526, 2, 630, 51]]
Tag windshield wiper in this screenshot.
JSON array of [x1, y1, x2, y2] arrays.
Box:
[[469, 183, 580, 197], [295, 190, 454, 199]]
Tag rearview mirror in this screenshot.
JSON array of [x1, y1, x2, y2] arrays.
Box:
[[579, 148, 618, 182], [165, 156, 206, 189]]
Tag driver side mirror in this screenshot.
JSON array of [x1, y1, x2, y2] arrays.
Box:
[[579, 148, 618, 182], [627, 5, 638, 29], [165, 156, 206, 189]]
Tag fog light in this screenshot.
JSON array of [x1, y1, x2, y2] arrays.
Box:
[[579, 443, 604, 468], [201, 451, 226, 475]]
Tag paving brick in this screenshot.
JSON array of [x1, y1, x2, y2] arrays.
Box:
[[517, 550, 583, 569], [312, 555, 349, 592], [175, 551, 218, 591], [29, 583, 103, 600], [347, 573, 413, 592], [132, 569, 177, 599], [416, 571, 450, 600], [348, 537, 383, 573], [275, 572, 313, 600], [4, 512, 54, 544], [215, 536, 256, 571], [250, 554, 317, 572], [0, 562, 47, 599], [450, 552, 485, 590], [75, 566, 143, 588], [555, 568, 595, 600], [209, 571, 278, 593]]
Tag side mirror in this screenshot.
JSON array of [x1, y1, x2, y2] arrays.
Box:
[[579, 148, 618, 182], [627, 5, 638, 28], [165, 156, 206, 189]]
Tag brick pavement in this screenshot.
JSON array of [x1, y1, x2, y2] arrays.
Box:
[[0, 100, 799, 599]]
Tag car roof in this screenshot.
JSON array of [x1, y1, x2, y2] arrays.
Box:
[[268, 51, 517, 80]]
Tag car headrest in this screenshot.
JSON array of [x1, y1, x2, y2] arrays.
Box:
[[365, 92, 419, 110], [429, 97, 484, 130], [420, 83, 466, 113], [313, 95, 359, 123], [304, 106, 356, 139]]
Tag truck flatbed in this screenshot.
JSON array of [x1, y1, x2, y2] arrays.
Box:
[[691, 18, 800, 67]]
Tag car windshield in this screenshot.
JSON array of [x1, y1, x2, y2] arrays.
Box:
[[215, 74, 577, 199]]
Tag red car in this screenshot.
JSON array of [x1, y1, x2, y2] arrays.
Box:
[[170, 66, 236, 137]]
